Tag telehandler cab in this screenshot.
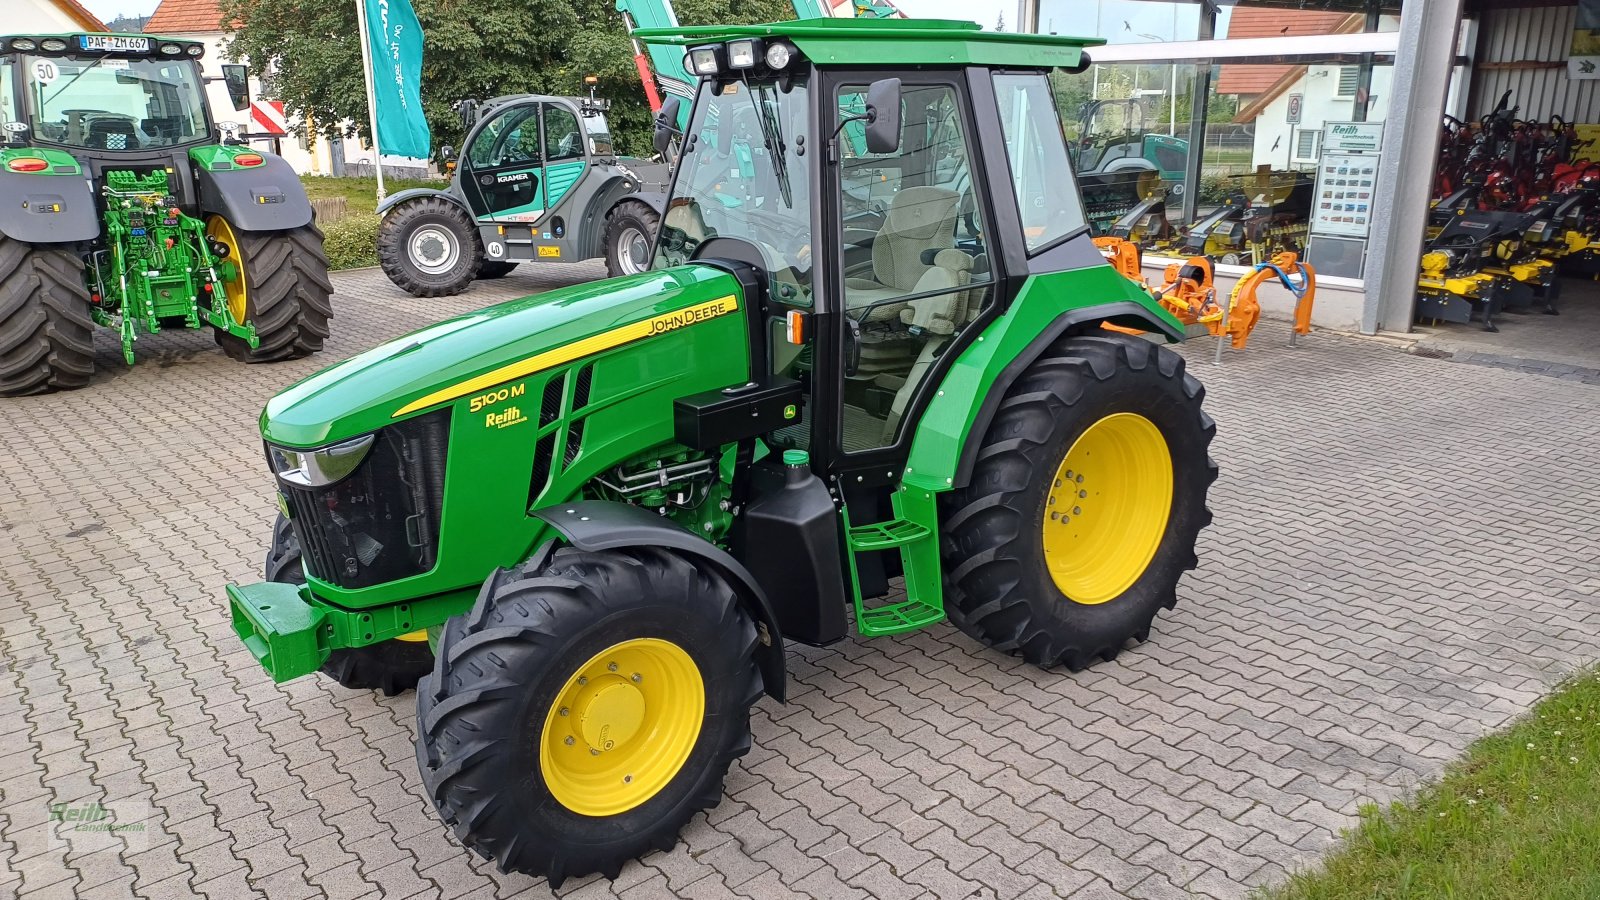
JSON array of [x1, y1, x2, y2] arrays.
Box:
[[228, 18, 1216, 884], [0, 33, 331, 396]]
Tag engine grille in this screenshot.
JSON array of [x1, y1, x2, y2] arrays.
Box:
[[279, 409, 451, 589]]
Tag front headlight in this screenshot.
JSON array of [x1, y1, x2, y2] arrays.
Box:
[[268, 434, 376, 487]]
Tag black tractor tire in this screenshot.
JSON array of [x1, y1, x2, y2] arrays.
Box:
[[378, 197, 483, 297], [416, 545, 762, 887], [940, 334, 1217, 671], [476, 259, 518, 280], [214, 225, 333, 363], [603, 200, 661, 278], [265, 514, 434, 696], [0, 236, 94, 396]]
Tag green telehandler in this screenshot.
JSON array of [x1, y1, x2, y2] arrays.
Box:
[[227, 18, 1216, 885], [0, 33, 331, 396]]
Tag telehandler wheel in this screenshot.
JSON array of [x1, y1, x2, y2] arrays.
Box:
[[941, 334, 1217, 670], [476, 260, 518, 280], [603, 200, 660, 278], [377, 198, 483, 297], [416, 545, 761, 886], [208, 219, 333, 363], [0, 236, 94, 396], [264, 515, 434, 696]]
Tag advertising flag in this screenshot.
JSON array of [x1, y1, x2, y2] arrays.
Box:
[[363, 0, 430, 157]]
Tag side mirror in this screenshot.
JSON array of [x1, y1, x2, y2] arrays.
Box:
[[218, 121, 246, 146], [439, 144, 455, 162], [653, 96, 682, 154], [222, 64, 250, 111], [864, 77, 901, 155]]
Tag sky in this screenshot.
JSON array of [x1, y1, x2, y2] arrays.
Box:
[[83, 0, 161, 19]]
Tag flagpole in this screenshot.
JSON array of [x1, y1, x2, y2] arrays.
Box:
[[354, 0, 386, 201]]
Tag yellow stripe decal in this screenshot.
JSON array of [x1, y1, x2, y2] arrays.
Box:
[[392, 295, 739, 418]]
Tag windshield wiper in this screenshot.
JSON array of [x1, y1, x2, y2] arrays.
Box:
[[745, 79, 792, 210]]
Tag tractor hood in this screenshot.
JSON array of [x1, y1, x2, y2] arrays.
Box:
[[260, 265, 741, 448]]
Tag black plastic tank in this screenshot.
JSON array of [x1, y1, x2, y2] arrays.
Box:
[[733, 450, 848, 647]]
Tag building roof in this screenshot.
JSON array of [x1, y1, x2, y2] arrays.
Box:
[[54, 0, 108, 32], [145, 0, 226, 34], [632, 17, 1101, 68], [1214, 9, 1356, 96]]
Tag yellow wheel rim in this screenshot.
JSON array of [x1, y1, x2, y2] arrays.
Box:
[[539, 637, 704, 816], [205, 216, 248, 325], [1041, 413, 1174, 605]]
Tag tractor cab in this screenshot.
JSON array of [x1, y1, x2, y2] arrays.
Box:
[[226, 18, 1213, 887]]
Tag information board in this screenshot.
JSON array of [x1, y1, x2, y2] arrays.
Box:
[[1310, 151, 1378, 238]]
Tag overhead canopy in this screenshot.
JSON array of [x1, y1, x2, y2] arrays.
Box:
[[631, 17, 1105, 69]]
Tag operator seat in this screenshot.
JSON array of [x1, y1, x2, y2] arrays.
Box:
[[88, 118, 140, 151], [845, 186, 961, 321]]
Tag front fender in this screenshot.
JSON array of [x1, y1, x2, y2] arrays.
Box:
[[194, 150, 314, 231], [0, 149, 98, 243], [533, 501, 788, 702], [377, 186, 470, 219]]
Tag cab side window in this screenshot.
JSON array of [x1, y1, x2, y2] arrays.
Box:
[[543, 104, 582, 162], [993, 73, 1086, 251], [835, 81, 993, 453], [467, 106, 540, 169]]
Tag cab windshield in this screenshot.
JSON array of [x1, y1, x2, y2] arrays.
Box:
[[654, 74, 812, 306], [22, 54, 210, 150]]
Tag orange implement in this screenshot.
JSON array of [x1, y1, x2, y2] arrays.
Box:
[[1220, 251, 1315, 349]]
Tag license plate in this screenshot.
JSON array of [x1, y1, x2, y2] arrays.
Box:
[[79, 35, 150, 53]]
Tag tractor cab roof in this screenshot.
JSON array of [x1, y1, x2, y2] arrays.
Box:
[[632, 17, 1102, 69], [2, 33, 207, 60]]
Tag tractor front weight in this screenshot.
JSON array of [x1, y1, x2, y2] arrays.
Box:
[[90, 170, 255, 363]]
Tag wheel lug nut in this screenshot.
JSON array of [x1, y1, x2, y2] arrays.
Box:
[[564, 736, 575, 746], [608, 662, 618, 672], [577, 676, 587, 685], [1073, 507, 1081, 515], [1079, 490, 1087, 498], [590, 748, 601, 756], [1076, 475, 1084, 483], [623, 774, 633, 783], [632, 673, 642, 683]]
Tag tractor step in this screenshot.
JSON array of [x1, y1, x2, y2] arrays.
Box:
[[842, 488, 947, 638], [846, 518, 930, 551], [856, 597, 946, 635]]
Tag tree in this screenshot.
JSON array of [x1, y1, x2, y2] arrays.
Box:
[[220, 0, 794, 159]]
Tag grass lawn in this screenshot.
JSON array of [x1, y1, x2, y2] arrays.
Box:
[[1263, 669, 1600, 900], [300, 174, 440, 217]]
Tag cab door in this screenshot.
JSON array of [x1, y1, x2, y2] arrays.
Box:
[[461, 101, 546, 223]]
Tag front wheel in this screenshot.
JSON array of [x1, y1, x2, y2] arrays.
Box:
[[416, 545, 761, 886], [0, 236, 93, 396], [377, 197, 483, 297], [208, 219, 333, 362], [603, 200, 660, 278], [940, 334, 1217, 670], [265, 515, 434, 695]]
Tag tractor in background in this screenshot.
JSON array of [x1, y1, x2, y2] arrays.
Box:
[[0, 33, 331, 396]]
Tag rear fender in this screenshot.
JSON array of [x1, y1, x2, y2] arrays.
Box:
[[532, 501, 787, 702], [0, 149, 98, 242], [193, 150, 315, 231]]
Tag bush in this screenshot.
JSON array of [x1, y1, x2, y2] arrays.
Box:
[[320, 213, 380, 271]]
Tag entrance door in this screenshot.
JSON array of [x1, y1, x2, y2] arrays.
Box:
[[462, 102, 545, 222]]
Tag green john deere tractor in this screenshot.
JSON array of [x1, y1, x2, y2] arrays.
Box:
[[227, 18, 1216, 885], [0, 33, 330, 396]]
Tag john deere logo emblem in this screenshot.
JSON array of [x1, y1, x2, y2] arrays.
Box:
[[783, 404, 797, 420]]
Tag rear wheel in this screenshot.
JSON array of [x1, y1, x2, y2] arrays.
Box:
[[0, 236, 94, 396], [265, 515, 434, 696], [603, 200, 660, 278], [208, 218, 333, 363], [416, 545, 761, 886], [940, 334, 1217, 670], [377, 197, 482, 297]]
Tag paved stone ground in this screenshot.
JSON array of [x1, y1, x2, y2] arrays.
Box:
[[1412, 274, 1600, 373], [3, 266, 1599, 900]]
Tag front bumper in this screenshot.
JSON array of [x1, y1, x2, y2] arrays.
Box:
[[229, 578, 471, 683]]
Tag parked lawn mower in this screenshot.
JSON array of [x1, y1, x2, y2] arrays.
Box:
[[226, 19, 1217, 885], [0, 33, 331, 396]]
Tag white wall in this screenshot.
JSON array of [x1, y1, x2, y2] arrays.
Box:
[[15, 1, 92, 33], [1250, 65, 1395, 170]]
